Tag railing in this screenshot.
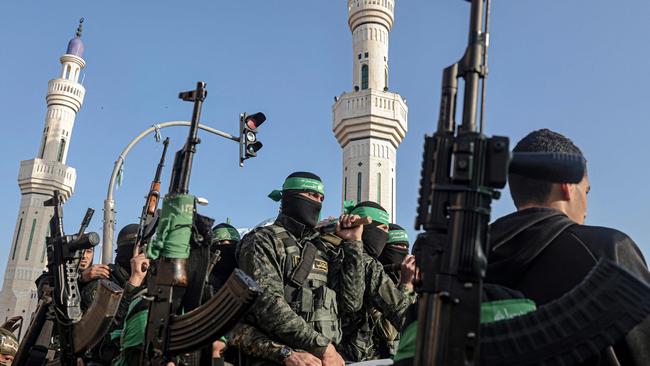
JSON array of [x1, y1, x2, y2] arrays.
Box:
[[47, 79, 85, 100]]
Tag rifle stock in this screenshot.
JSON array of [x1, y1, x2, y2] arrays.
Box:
[[134, 137, 170, 260]]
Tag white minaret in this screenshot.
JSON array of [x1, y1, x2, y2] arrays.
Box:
[[333, 0, 407, 221], [0, 19, 86, 334]]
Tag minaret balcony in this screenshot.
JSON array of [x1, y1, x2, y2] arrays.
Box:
[[17, 159, 76, 200], [46, 79, 85, 112], [348, 0, 395, 31], [332, 88, 408, 148]]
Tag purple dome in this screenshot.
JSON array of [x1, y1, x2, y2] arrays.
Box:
[[66, 37, 84, 58]]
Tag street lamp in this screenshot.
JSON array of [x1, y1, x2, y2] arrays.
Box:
[[101, 117, 265, 264]]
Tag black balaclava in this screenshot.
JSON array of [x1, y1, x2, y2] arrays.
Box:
[[115, 223, 139, 274], [379, 223, 409, 266], [211, 223, 239, 279], [279, 172, 323, 228], [355, 201, 389, 259]]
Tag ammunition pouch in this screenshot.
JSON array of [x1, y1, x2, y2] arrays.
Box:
[[270, 224, 343, 344]]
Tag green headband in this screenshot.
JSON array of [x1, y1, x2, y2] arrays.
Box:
[[349, 206, 390, 226], [387, 230, 408, 244], [212, 227, 241, 243], [268, 177, 325, 202]]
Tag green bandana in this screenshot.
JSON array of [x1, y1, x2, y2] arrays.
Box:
[[387, 229, 408, 243], [268, 177, 325, 201], [212, 227, 241, 243], [350, 206, 390, 226]]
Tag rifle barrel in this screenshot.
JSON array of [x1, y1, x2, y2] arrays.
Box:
[[175, 81, 206, 195]]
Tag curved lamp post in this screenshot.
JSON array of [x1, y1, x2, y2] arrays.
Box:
[[101, 121, 238, 264]]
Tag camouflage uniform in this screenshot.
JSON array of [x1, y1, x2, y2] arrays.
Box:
[[236, 213, 365, 362], [338, 252, 415, 362], [0, 328, 18, 366], [230, 324, 290, 364]]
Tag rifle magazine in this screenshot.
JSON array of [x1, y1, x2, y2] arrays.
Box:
[[167, 269, 261, 354], [72, 279, 124, 354]]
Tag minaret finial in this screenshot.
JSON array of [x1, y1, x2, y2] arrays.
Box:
[[75, 18, 84, 38]]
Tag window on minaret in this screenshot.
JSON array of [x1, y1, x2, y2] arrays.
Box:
[[377, 173, 382, 205], [38, 136, 47, 159], [344, 177, 348, 200], [357, 172, 362, 203], [361, 65, 369, 90], [11, 218, 23, 260], [385, 68, 389, 90], [57, 139, 66, 162], [25, 219, 37, 261]]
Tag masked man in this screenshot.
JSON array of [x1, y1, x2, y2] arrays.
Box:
[[373, 223, 411, 358], [236, 172, 365, 366], [338, 202, 416, 362], [209, 222, 241, 365]]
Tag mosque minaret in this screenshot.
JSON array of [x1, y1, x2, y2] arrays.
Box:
[[333, 0, 408, 221], [0, 19, 87, 335]]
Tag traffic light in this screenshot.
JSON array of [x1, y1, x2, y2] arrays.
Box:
[[239, 112, 266, 166]]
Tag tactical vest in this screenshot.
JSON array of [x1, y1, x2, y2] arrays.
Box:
[[267, 224, 342, 344]]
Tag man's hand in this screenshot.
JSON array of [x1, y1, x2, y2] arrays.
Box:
[[80, 264, 110, 283], [335, 214, 363, 242], [399, 255, 416, 289], [320, 343, 344, 366], [284, 351, 322, 366], [128, 253, 150, 287], [212, 340, 227, 358]]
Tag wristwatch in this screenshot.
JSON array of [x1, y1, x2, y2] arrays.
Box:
[[279, 346, 293, 360]]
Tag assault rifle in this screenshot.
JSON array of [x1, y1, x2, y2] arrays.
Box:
[[412, 0, 509, 365], [142, 82, 261, 365], [133, 136, 170, 265], [14, 191, 123, 366]]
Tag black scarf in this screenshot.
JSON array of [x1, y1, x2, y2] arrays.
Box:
[[379, 243, 408, 266], [213, 244, 237, 280], [362, 225, 388, 259], [280, 191, 322, 228], [115, 244, 135, 276]]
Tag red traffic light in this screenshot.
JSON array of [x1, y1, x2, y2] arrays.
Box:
[[246, 112, 266, 129]]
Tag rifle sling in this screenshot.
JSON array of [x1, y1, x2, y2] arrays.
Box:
[[290, 242, 318, 287]]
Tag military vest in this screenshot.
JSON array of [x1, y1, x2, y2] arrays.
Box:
[[267, 224, 342, 344]]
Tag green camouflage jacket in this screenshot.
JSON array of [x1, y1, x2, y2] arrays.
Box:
[[236, 214, 365, 358], [338, 252, 415, 361]]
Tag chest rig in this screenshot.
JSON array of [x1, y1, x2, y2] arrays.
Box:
[[268, 224, 343, 344]]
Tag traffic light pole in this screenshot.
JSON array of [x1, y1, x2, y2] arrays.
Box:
[[101, 120, 239, 264]]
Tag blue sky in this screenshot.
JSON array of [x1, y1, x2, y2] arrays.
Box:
[[1, 1, 649, 282]]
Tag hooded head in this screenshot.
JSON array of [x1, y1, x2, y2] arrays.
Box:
[[379, 223, 409, 266], [269, 172, 325, 228], [211, 223, 240, 279], [115, 223, 139, 274], [347, 201, 390, 258]]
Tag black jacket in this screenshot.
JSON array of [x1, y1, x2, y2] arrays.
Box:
[[487, 207, 650, 365]]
